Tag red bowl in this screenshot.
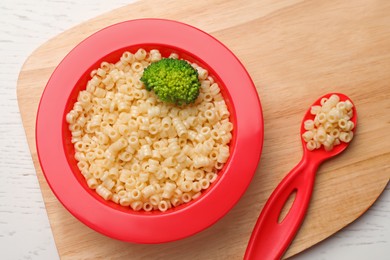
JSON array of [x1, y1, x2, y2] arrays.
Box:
[[36, 19, 263, 243]]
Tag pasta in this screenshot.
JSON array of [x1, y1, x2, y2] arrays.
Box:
[[67, 49, 233, 212], [302, 94, 355, 151]]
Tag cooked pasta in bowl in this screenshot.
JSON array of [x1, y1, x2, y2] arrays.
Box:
[[66, 48, 234, 212], [36, 19, 263, 243]]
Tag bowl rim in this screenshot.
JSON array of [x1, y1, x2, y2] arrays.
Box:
[[36, 18, 264, 243]]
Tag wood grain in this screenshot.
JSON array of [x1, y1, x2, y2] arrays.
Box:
[[16, 0, 390, 259]]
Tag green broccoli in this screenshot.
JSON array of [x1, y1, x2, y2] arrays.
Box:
[[140, 58, 200, 105]]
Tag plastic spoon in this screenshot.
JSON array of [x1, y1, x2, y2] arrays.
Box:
[[244, 93, 357, 260]]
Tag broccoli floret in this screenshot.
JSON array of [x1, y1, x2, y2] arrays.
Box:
[[140, 58, 200, 105]]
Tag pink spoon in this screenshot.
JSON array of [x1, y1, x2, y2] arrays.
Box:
[[244, 93, 357, 260]]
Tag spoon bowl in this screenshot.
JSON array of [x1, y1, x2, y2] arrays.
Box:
[[301, 92, 357, 161]]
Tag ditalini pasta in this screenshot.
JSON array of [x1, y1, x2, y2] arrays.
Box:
[[66, 49, 233, 212], [302, 94, 354, 151]]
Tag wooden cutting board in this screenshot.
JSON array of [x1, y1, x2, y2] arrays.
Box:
[[17, 0, 390, 259]]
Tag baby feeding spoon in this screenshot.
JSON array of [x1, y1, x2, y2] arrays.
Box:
[[244, 93, 357, 260]]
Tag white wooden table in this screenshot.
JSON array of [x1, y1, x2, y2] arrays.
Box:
[[0, 0, 388, 259]]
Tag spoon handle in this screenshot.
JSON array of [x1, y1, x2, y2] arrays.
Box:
[[244, 156, 319, 260]]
